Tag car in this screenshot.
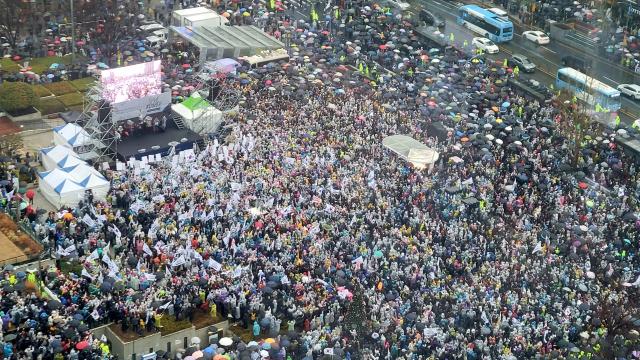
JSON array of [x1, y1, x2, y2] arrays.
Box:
[[618, 84, 640, 101], [419, 10, 445, 28], [138, 23, 165, 33], [522, 30, 550, 44], [561, 55, 592, 72], [384, 0, 410, 11], [509, 54, 536, 72], [472, 37, 499, 54]]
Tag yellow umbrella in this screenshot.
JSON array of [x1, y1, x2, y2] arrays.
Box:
[[264, 338, 276, 344]]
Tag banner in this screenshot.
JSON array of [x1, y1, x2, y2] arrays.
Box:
[[111, 92, 171, 122]]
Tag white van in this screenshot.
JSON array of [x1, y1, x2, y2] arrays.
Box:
[[139, 23, 166, 33], [152, 29, 169, 41], [146, 35, 165, 48]]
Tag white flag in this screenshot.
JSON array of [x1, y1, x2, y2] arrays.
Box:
[[87, 249, 100, 261], [532, 242, 543, 254], [91, 309, 100, 320], [207, 259, 222, 271], [143, 243, 153, 257], [82, 214, 97, 228], [171, 255, 186, 268], [81, 268, 95, 281]]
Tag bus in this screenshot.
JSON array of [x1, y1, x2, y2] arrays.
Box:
[[456, 5, 514, 43], [555, 67, 621, 112]]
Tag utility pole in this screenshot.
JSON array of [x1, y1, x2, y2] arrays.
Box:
[[70, 0, 76, 63]]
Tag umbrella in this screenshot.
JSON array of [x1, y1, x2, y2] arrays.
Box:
[[47, 300, 62, 310], [76, 340, 89, 350], [373, 250, 384, 258], [3, 264, 13, 272]]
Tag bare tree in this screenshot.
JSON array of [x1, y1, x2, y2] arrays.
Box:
[[0, 0, 31, 48]]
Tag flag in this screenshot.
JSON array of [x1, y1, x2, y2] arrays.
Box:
[[87, 249, 100, 261], [5, 189, 14, 201], [623, 274, 640, 287], [207, 259, 222, 271], [81, 268, 95, 281], [461, 177, 474, 186], [143, 243, 153, 257], [171, 255, 186, 268], [532, 242, 543, 254], [91, 309, 100, 320]]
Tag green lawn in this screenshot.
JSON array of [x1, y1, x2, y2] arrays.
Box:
[[29, 56, 73, 74], [43, 81, 77, 96], [32, 84, 53, 98], [57, 92, 84, 107], [36, 98, 66, 115], [69, 77, 96, 92]]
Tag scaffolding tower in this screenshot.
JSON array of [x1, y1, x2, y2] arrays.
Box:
[[79, 83, 116, 162]]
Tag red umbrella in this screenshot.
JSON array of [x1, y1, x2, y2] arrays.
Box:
[[25, 189, 35, 200], [578, 182, 588, 189], [182, 63, 190, 69], [48, 50, 55, 56], [76, 341, 89, 350], [379, 44, 387, 50], [12, 55, 21, 61]]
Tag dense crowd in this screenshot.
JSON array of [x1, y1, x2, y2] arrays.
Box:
[[0, 0, 640, 360]]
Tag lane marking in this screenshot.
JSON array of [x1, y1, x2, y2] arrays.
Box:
[[541, 46, 556, 54], [603, 76, 617, 85]]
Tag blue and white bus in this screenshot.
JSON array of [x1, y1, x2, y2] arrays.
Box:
[[556, 67, 621, 112], [457, 5, 513, 43]]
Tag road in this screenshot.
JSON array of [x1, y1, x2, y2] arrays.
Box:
[[419, 0, 640, 123]]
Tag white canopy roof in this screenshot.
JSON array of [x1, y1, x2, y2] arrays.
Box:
[[60, 163, 107, 186], [53, 123, 92, 147], [382, 135, 440, 169]]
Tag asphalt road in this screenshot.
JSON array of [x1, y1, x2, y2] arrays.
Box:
[[421, 0, 640, 123]]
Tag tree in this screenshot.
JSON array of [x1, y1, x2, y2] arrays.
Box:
[[0, 82, 38, 113], [0, 0, 30, 48]]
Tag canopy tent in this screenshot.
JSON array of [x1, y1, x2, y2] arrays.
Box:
[[38, 169, 86, 208], [40, 145, 82, 171], [171, 92, 223, 134], [170, 25, 284, 62], [59, 164, 110, 201], [382, 135, 440, 169], [203, 58, 240, 74], [53, 123, 93, 150]]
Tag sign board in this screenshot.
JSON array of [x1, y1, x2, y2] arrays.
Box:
[[110, 92, 171, 122]]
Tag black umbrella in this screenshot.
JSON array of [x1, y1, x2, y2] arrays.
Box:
[[48, 300, 62, 310], [78, 324, 89, 333], [100, 282, 113, 293], [4, 333, 17, 342]]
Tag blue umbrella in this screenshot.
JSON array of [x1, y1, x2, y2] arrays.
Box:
[[501, 101, 510, 108], [16, 271, 25, 279], [49, 63, 59, 69], [138, 47, 145, 51], [97, 62, 108, 69], [262, 343, 271, 350], [47, 74, 54, 79]]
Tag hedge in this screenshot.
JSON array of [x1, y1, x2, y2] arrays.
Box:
[[0, 82, 38, 112], [36, 98, 66, 115], [57, 92, 84, 108], [43, 81, 77, 96], [69, 77, 96, 92], [0, 59, 20, 73], [32, 84, 53, 98]]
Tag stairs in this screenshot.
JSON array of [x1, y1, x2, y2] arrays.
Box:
[[172, 115, 186, 130]]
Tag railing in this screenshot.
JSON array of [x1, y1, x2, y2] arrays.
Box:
[[0, 205, 49, 266]]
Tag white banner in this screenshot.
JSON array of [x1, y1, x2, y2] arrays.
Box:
[[111, 92, 171, 122]]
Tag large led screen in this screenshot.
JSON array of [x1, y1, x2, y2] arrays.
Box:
[[100, 61, 162, 104]]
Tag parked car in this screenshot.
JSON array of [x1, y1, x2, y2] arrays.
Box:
[[522, 30, 550, 44], [561, 55, 592, 72], [509, 54, 536, 72], [138, 23, 166, 33], [472, 37, 499, 54], [419, 9, 445, 28], [618, 84, 640, 101]]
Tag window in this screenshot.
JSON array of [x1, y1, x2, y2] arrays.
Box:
[[503, 27, 513, 33]]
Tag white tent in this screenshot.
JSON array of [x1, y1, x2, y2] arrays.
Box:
[[60, 164, 110, 200], [40, 145, 81, 171], [171, 93, 223, 134], [53, 123, 93, 150], [38, 169, 87, 208]]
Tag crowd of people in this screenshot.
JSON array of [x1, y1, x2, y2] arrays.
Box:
[[0, 0, 640, 360]]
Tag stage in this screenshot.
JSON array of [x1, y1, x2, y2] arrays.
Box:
[[113, 120, 202, 160]]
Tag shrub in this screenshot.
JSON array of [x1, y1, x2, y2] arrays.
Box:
[[43, 81, 77, 96], [57, 92, 84, 107], [0, 82, 38, 113], [0, 59, 20, 73], [29, 56, 73, 74], [36, 98, 66, 115], [32, 84, 53, 98]]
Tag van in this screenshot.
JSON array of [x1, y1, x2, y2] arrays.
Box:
[[561, 55, 592, 72], [419, 10, 445, 28], [139, 23, 166, 33], [152, 29, 169, 41], [145, 35, 165, 48]]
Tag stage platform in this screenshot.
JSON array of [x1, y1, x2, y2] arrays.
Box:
[[113, 126, 202, 160]]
